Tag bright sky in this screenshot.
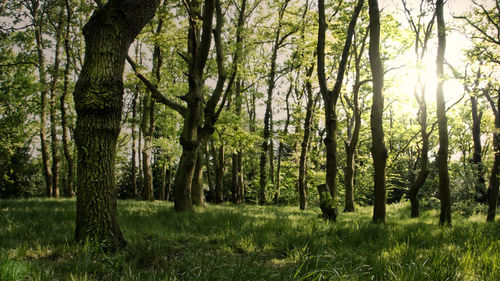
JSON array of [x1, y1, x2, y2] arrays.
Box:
[[379, 0, 483, 112]]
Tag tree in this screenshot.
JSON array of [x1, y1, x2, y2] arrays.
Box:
[[73, 0, 160, 250], [368, 0, 387, 223], [485, 87, 499, 222], [259, 0, 293, 205], [435, 0, 451, 226], [401, 0, 435, 217], [317, 0, 364, 218], [26, 0, 53, 198], [342, 23, 369, 213]]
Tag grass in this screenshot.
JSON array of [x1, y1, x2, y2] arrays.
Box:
[[0, 199, 499, 280]]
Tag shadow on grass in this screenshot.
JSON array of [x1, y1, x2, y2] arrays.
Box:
[[0, 199, 498, 280]]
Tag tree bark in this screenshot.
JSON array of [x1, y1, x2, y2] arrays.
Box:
[[317, 0, 364, 214], [73, 0, 160, 249], [49, 11, 64, 198], [160, 154, 167, 200], [131, 85, 138, 197], [368, 0, 387, 223], [191, 149, 206, 206], [486, 89, 499, 222], [471, 94, 487, 203], [30, 1, 53, 198], [61, 0, 75, 197], [435, 0, 451, 225], [173, 0, 215, 212], [298, 64, 315, 210], [232, 79, 245, 204], [259, 0, 290, 205], [205, 143, 215, 202]]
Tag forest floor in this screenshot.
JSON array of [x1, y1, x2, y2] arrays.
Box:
[[0, 199, 499, 281]]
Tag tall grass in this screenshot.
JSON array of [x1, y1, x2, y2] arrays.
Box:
[[0, 199, 498, 280]]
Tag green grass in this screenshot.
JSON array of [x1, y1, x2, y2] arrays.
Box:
[[0, 199, 499, 280]]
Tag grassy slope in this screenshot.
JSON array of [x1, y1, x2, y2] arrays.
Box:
[[0, 199, 499, 281]]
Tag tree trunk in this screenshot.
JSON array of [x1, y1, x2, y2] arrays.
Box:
[[471, 95, 487, 203], [49, 12, 64, 198], [205, 143, 215, 202], [166, 156, 173, 202], [317, 0, 364, 214], [259, 0, 290, 205], [212, 142, 224, 203], [161, 154, 167, 200], [232, 79, 244, 204], [192, 149, 206, 206], [275, 83, 292, 204], [298, 65, 315, 210], [486, 89, 499, 222], [131, 86, 138, 197], [141, 93, 154, 201], [31, 2, 53, 198], [435, 0, 451, 226], [73, 0, 160, 249], [368, 0, 387, 223], [61, 0, 74, 197], [173, 0, 214, 212]]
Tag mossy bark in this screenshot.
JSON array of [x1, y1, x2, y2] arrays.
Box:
[[73, 0, 160, 250]]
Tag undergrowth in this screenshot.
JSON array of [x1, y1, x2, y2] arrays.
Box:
[[0, 199, 498, 280]]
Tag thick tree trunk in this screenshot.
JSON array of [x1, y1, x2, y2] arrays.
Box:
[[368, 0, 387, 223], [73, 0, 160, 249], [192, 149, 206, 206], [435, 0, 451, 226], [61, 0, 75, 197]]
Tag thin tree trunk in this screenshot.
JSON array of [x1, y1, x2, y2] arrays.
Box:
[[298, 64, 315, 210], [192, 149, 206, 206], [485, 89, 499, 222], [61, 0, 74, 197], [368, 0, 387, 223], [173, 0, 215, 212], [205, 143, 215, 202], [49, 11, 64, 198], [275, 83, 292, 204], [317, 0, 364, 215], [132, 86, 138, 197], [161, 153, 167, 200], [212, 141, 224, 203], [73, 0, 160, 249], [471, 95, 487, 202], [31, 2, 52, 198], [166, 156, 173, 202], [435, 0, 451, 226]]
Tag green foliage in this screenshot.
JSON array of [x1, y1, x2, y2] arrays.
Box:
[[1, 199, 499, 280]]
